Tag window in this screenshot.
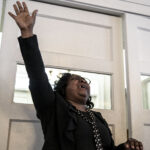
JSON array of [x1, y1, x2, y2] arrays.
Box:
[[141, 75, 150, 110], [14, 64, 112, 109]]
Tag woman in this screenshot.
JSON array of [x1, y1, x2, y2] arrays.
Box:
[[8, 1, 143, 150]]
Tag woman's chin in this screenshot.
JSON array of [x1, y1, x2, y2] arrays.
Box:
[[78, 94, 88, 103]]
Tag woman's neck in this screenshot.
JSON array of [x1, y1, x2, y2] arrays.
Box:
[[67, 100, 87, 112]]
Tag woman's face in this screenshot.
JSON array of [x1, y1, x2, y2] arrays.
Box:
[[65, 74, 90, 105]]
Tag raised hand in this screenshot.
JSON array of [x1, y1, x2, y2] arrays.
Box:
[[124, 138, 143, 150], [8, 1, 38, 38]]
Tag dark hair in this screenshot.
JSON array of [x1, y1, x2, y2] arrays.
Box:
[[54, 73, 94, 109]]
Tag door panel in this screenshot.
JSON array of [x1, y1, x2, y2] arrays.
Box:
[[8, 120, 43, 150]]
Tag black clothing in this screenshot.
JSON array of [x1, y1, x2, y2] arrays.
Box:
[[74, 111, 112, 150], [18, 35, 124, 150]]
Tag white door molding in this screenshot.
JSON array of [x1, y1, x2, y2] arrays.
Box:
[[33, 0, 150, 17]]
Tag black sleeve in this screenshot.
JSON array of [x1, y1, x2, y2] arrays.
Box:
[[114, 144, 125, 150], [18, 35, 55, 116], [98, 112, 125, 150]]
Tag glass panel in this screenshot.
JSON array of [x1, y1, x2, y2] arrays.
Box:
[[141, 75, 150, 110], [13, 64, 112, 109]]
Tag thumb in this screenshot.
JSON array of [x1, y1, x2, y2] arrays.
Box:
[[32, 9, 38, 20]]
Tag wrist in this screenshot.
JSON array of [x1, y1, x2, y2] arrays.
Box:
[[21, 29, 33, 38]]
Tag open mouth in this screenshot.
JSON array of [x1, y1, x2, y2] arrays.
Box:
[[78, 84, 89, 96], [80, 85, 86, 89]]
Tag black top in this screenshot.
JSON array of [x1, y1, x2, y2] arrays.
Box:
[[74, 111, 112, 150], [18, 35, 124, 150]]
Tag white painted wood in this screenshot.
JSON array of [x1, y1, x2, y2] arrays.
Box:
[[8, 121, 44, 150], [0, 0, 3, 25], [0, 0, 126, 149], [0, 32, 2, 47], [38, 0, 150, 16], [125, 14, 150, 150], [122, 0, 150, 5], [0, 0, 3, 48]]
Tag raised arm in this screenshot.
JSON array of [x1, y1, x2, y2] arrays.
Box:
[[9, 1, 55, 116]]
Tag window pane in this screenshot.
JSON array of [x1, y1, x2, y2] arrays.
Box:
[[13, 64, 112, 109], [141, 75, 150, 110]]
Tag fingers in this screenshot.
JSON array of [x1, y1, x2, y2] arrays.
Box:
[[32, 10, 38, 21], [22, 2, 29, 14], [8, 12, 16, 20], [128, 139, 136, 149], [16, 1, 24, 13], [125, 138, 143, 150], [124, 143, 130, 150], [139, 142, 143, 150], [13, 4, 19, 15], [11, 1, 29, 15]]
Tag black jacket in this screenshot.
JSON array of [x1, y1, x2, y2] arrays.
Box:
[[18, 35, 124, 150]]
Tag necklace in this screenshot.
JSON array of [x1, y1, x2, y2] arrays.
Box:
[[75, 108, 104, 150]]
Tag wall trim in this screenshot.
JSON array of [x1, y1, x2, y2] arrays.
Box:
[[31, 0, 150, 17], [119, 0, 150, 7], [31, 0, 123, 17]]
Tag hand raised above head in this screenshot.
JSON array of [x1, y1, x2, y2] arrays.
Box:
[[8, 1, 38, 38]]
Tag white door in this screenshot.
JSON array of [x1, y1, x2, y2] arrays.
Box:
[[0, 0, 126, 149], [125, 14, 150, 150]]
